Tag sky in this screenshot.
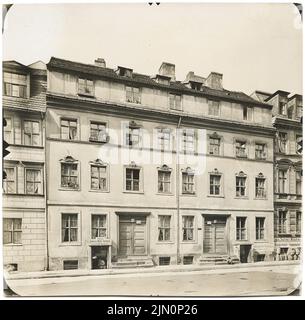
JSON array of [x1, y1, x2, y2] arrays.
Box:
[[2, 2, 303, 95]]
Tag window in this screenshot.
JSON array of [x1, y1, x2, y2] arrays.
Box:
[[278, 132, 287, 153], [3, 72, 27, 98], [236, 173, 247, 197], [255, 143, 266, 160], [296, 135, 302, 155], [126, 86, 141, 104], [287, 106, 294, 119], [182, 216, 194, 241], [235, 140, 247, 158], [169, 93, 182, 111], [126, 126, 141, 148], [91, 165, 107, 191], [92, 215, 107, 239], [279, 101, 287, 115], [78, 78, 94, 96], [256, 217, 265, 240], [255, 174, 266, 198], [25, 169, 42, 194], [210, 174, 221, 195], [157, 128, 171, 151], [278, 211, 288, 234], [3, 218, 22, 244], [158, 169, 171, 193], [3, 167, 16, 193], [158, 215, 171, 241], [296, 211, 302, 234], [159, 257, 170, 266], [126, 168, 140, 191], [236, 217, 247, 240], [297, 105, 303, 118], [182, 129, 195, 153], [208, 100, 220, 116], [61, 118, 77, 140], [296, 170, 302, 195], [182, 169, 195, 194], [209, 135, 221, 155], [62, 214, 78, 242], [61, 158, 79, 189], [63, 260, 78, 270], [278, 169, 287, 194], [90, 122, 107, 142], [183, 256, 194, 265], [23, 120, 41, 146], [4, 118, 13, 144]]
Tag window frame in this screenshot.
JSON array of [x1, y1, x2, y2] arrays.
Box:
[[158, 215, 172, 242], [4, 117, 14, 144], [295, 170, 302, 195], [169, 93, 182, 111], [181, 128, 196, 153], [181, 167, 196, 195], [208, 133, 222, 156], [296, 134, 302, 155], [235, 139, 248, 158], [278, 210, 289, 235], [91, 213, 108, 240], [255, 217, 266, 241], [182, 215, 195, 242], [60, 117, 78, 141], [255, 142, 267, 160], [60, 156, 80, 191], [208, 99, 220, 117], [125, 122, 142, 149], [3, 218, 22, 245], [296, 211, 302, 234], [278, 168, 288, 194], [3, 165, 17, 194], [89, 120, 108, 143], [24, 167, 43, 195], [89, 160, 109, 193], [208, 169, 223, 197], [61, 213, 80, 244], [235, 171, 248, 198], [236, 216, 247, 241], [126, 85, 141, 104], [124, 164, 143, 193], [157, 165, 172, 194], [278, 132, 288, 154], [255, 173, 267, 199], [78, 77, 94, 97], [156, 127, 172, 151], [3, 72, 28, 99], [22, 119, 42, 147]]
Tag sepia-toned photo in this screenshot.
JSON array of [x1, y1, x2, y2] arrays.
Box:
[[1, 2, 303, 298]]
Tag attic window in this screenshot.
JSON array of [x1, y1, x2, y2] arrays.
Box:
[[190, 81, 202, 91], [3, 72, 28, 98], [78, 78, 94, 96], [117, 67, 133, 78]]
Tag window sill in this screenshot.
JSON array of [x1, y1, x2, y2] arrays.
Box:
[[78, 93, 95, 98], [207, 194, 224, 198], [3, 243, 23, 247], [7, 144, 44, 149], [123, 191, 144, 194], [3, 193, 44, 197], [254, 240, 268, 243], [59, 242, 82, 247], [156, 241, 175, 245], [181, 240, 197, 244], [156, 192, 174, 196], [181, 193, 197, 197], [235, 240, 250, 243], [59, 188, 80, 192], [236, 155, 248, 159], [89, 139, 109, 144], [254, 197, 268, 200], [3, 95, 29, 101], [277, 233, 292, 237], [255, 158, 267, 161], [235, 196, 249, 200], [89, 189, 110, 193]]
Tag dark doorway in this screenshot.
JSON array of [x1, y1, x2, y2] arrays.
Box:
[[240, 244, 251, 263], [91, 246, 108, 269]]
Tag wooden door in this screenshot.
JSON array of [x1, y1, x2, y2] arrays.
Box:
[[203, 216, 227, 254], [119, 216, 147, 256]]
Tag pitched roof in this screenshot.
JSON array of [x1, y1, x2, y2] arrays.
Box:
[[47, 57, 272, 109]]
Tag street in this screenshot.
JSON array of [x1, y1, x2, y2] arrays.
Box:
[[5, 263, 301, 297]]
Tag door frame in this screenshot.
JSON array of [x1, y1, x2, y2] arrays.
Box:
[[202, 214, 230, 255], [116, 212, 151, 257]]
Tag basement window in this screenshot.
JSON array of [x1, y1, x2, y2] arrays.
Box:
[[63, 260, 79, 270], [159, 257, 171, 266], [183, 256, 194, 265]]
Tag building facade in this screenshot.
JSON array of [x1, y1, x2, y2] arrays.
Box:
[[2, 60, 47, 272], [45, 57, 275, 270], [252, 90, 302, 261]]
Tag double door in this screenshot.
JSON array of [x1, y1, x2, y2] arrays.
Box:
[[119, 215, 147, 256], [203, 215, 227, 254]]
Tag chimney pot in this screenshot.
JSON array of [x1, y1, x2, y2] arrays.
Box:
[[158, 62, 176, 81], [206, 72, 223, 90]]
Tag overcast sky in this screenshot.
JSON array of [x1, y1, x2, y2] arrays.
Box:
[[2, 3, 302, 95]]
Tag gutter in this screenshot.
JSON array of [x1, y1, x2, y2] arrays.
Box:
[[176, 116, 182, 264]]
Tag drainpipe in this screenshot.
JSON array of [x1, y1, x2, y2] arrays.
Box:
[[176, 116, 182, 264]]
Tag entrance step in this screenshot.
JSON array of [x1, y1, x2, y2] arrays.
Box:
[[113, 257, 154, 269], [198, 255, 240, 265]]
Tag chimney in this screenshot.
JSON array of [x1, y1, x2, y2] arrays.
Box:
[[94, 58, 106, 68], [158, 62, 176, 81], [184, 71, 205, 84], [206, 72, 223, 90]]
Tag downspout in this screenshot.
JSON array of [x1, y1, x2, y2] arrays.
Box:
[[176, 116, 182, 264]]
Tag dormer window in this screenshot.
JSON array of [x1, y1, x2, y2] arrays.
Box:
[[78, 78, 94, 96], [279, 101, 287, 115], [153, 74, 171, 86], [3, 72, 27, 98], [190, 81, 202, 91], [117, 66, 133, 78]]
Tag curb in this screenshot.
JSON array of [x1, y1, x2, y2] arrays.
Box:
[[5, 260, 301, 281]]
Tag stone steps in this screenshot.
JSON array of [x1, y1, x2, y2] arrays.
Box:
[[113, 256, 154, 269], [198, 255, 240, 265]]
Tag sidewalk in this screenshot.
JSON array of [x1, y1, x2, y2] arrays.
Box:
[[4, 260, 301, 281]]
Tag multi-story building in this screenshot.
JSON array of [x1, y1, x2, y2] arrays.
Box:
[[45, 57, 276, 271], [252, 90, 302, 261], [2, 60, 47, 272]]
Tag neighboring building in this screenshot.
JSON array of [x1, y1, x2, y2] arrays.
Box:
[[45, 57, 275, 271], [252, 90, 302, 261], [2, 60, 47, 272]]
